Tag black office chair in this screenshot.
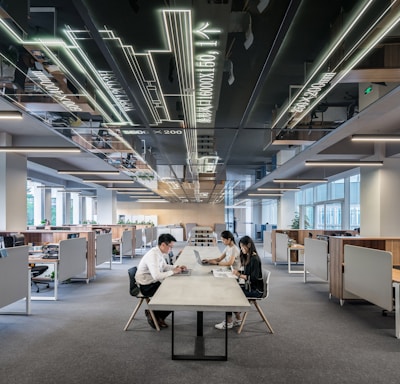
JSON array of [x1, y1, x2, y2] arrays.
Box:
[[123, 266, 160, 331], [31, 265, 50, 292]]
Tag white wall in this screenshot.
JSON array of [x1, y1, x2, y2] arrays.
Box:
[[117, 201, 224, 229], [361, 158, 400, 236], [278, 191, 296, 229]]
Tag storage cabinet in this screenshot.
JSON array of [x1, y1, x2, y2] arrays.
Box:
[[188, 226, 216, 246]]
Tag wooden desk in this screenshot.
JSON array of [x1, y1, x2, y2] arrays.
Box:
[[22, 230, 96, 280], [329, 236, 400, 303], [148, 246, 250, 361]]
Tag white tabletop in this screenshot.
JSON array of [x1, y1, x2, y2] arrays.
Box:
[[148, 246, 250, 312]]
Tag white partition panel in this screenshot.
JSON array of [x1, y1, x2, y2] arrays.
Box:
[[121, 230, 133, 256], [135, 228, 143, 249], [304, 238, 328, 282], [96, 233, 112, 265], [275, 233, 289, 263], [263, 231, 272, 254], [58, 237, 87, 282], [344, 245, 393, 311], [145, 227, 153, 247], [152, 227, 157, 246], [0, 246, 29, 313]]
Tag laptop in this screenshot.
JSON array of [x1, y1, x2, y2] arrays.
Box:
[[193, 249, 209, 265], [175, 268, 192, 276]]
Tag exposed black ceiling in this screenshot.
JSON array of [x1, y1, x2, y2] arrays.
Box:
[[1, 0, 400, 203]]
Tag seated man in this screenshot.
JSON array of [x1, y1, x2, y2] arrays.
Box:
[[135, 233, 187, 329]]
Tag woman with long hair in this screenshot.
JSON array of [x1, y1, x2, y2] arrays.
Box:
[[215, 235, 263, 330], [203, 230, 240, 269]]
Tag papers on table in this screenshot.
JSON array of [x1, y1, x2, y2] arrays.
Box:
[[212, 268, 237, 278]]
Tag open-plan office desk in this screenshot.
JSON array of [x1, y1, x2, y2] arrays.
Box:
[[148, 246, 250, 361], [29, 255, 59, 300]]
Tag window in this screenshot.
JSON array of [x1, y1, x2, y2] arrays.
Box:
[[296, 170, 359, 230], [330, 179, 344, 200], [315, 184, 327, 202]]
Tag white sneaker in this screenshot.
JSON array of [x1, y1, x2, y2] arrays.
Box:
[[215, 320, 233, 329], [233, 319, 242, 327]]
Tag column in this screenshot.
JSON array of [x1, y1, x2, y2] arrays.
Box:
[[0, 152, 27, 231], [44, 189, 52, 224], [360, 158, 400, 236], [64, 193, 71, 224], [81, 196, 86, 224], [278, 191, 296, 228], [96, 189, 117, 224]]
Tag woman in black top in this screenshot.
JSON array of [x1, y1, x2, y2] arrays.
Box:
[[235, 235, 263, 298], [215, 235, 263, 330]]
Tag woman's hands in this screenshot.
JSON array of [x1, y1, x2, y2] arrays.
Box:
[[204, 259, 218, 265]]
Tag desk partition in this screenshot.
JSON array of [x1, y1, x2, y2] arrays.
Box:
[[343, 245, 393, 311], [275, 233, 289, 263], [58, 237, 87, 282], [95, 233, 112, 267], [21, 230, 96, 280], [0, 246, 30, 315], [304, 238, 329, 283], [343, 245, 400, 338]]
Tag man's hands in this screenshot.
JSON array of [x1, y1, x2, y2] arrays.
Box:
[[173, 265, 187, 274]]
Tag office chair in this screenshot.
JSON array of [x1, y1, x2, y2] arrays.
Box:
[[31, 265, 50, 292], [123, 266, 160, 331], [237, 269, 274, 334]]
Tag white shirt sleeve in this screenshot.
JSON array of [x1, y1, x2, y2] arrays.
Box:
[[135, 247, 174, 285]]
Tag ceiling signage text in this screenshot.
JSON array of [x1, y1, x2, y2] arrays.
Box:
[[98, 71, 135, 112], [122, 129, 183, 135], [194, 22, 222, 125], [289, 72, 336, 114], [31, 70, 82, 112]]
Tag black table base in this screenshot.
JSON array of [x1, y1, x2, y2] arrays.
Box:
[[171, 312, 228, 361]]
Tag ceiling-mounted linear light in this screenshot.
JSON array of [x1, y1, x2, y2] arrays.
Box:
[[274, 178, 328, 183], [82, 180, 134, 184], [257, 187, 300, 191], [107, 187, 148, 191], [272, 1, 399, 131], [0, 147, 80, 153], [118, 188, 153, 195], [352, 135, 400, 142], [248, 193, 283, 197], [305, 160, 383, 166], [0, 111, 23, 119], [58, 170, 120, 175], [36, 185, 65, 189], [126, 192, 155, 195], [136, 199, 168, 203], [130, 195, 161, 198]]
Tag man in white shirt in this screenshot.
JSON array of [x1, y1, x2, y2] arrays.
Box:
[[135, 233, 186, 329]]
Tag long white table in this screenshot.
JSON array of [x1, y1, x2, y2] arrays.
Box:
[[148, 246, 250, 361]]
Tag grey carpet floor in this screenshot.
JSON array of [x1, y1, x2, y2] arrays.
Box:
[[1, 243, 400, 384]]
